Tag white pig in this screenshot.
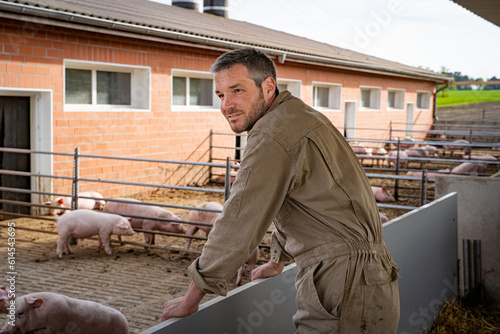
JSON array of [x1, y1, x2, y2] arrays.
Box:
[[0, 292, 129, 334], [55, 209, 135, 258], [43, 191, 106, 215], [185, 202, 223, 249], [451, 162, 487, 175], [236, 247, 259, 286], [371, 186, 395, 202], [104, 198, 184, 245]]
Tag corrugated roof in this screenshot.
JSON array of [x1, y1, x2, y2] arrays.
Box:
[[0, 0, 450, 82], [452, 0, 500, 28]]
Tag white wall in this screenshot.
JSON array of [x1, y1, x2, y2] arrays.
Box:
[[435, 175, 500, 303]]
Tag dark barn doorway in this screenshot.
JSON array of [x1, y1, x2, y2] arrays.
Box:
[[0, 96, 31, 217]]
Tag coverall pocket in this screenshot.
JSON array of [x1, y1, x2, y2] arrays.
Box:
[[296, 257, 349, 322], [360, 265, 400, 333]]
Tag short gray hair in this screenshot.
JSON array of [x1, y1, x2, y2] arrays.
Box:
[[211, 48, 277, 88]]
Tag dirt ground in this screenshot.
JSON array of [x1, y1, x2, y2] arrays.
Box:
[[1, 102, 498, 333], [0, 187, 273, 334]]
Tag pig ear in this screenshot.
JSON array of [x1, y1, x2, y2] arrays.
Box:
[[117, 220, 129, 229], [26, 296, 44, 308]]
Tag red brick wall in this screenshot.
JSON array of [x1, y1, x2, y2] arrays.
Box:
[[0, 18, 436, 198]]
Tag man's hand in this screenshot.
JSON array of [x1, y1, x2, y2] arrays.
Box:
[[250, 260, 285, 281], [162, 281, 206, 322]]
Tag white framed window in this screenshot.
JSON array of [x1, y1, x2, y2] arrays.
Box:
[[416, 91, 431, 109], [64, 60, 150, 112], [360, 86, 381, 110], [171, 70, 219, 111], [277, 79, 301, 98], [387, 88, 405, 110], [312, 82, 341, 110]]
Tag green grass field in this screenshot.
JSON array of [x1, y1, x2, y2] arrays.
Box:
[[436, 89, 500, 107]]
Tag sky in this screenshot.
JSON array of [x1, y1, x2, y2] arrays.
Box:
[[150, 0, 500, 80]]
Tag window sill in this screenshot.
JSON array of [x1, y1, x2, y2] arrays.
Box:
[[63, 105, 150, 112]]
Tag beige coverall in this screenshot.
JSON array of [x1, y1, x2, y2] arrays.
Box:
[[189, 91, 400, 333]]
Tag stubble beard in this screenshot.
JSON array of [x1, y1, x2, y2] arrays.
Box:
[[229, 90, 268, 134]]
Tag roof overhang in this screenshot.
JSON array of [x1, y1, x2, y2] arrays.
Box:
[[0, 0, 451, 83], [451, 0, 500, 28]]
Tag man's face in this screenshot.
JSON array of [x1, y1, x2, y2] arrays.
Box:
[[215, 64, 271, 133]]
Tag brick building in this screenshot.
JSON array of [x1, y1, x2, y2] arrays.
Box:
[[0, 0, 450, 214]]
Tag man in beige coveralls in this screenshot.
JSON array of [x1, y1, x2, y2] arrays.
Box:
[[162, 48, 400, 333]]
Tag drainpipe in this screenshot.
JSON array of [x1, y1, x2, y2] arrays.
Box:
[[433, 80, 449, 121]]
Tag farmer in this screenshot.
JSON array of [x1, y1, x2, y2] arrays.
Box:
[[162, 47, 400, 333]]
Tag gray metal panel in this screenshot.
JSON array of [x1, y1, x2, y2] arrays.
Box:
[[142, 193, 458, 334], [383, 192, 458, 333], [141, 264, 298, 334]]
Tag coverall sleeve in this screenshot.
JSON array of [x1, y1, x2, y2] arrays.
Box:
[[188, 131, 295, 295]]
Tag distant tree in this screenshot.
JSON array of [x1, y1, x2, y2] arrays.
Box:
[[485, 76, 500, 90], [452, 71, 472, 90]]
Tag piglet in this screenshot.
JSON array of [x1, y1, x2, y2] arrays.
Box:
[[44, 191, 106, 215], [0, 292, 129, 334], [236, 247, 259, 286], [371, 147, 388, 167], [185, 202, 223, 249], [462, 154, 498, 163], [451, 162, 487, 175], [104, 198, 184, 245], [349, 143, 372, 164], [443, 139, 471, 156], [55, 209, 135, 258], [387, 150, 408, 169], [406, 169, 451, 180], [397, 137, 416, 149], [371, 186, 395, 202], [379, 212, 389, 224], [0, 285, 13, 314]]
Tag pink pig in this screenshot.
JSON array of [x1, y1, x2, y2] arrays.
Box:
[[349, 143, 372, 164], [387, 150, 408, 169], [43, 191, 106, 215], [451, 162, 487, 175], [379, 212, 389, 224], [0, 285, 13, 314], [0, 292, 129, 334], [55, 209, 135, 258], [443, 139, 471, 156], [185, 202, 223, 249], [406, 169, 451, 179], [104, 198, 184, 245], [371, 186, 395, 202], [236, 247, 259, 286]]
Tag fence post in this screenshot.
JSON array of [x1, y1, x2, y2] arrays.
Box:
[[224, 157, 231, 202], [463, 239, 469, 296], [389, 121, 393, 146], [419, 169, 427, 206], [70, 147, 80, 245], [394, 138, 401, 201], [209, 129, 213, 183], [71, 147, 80, 211]]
